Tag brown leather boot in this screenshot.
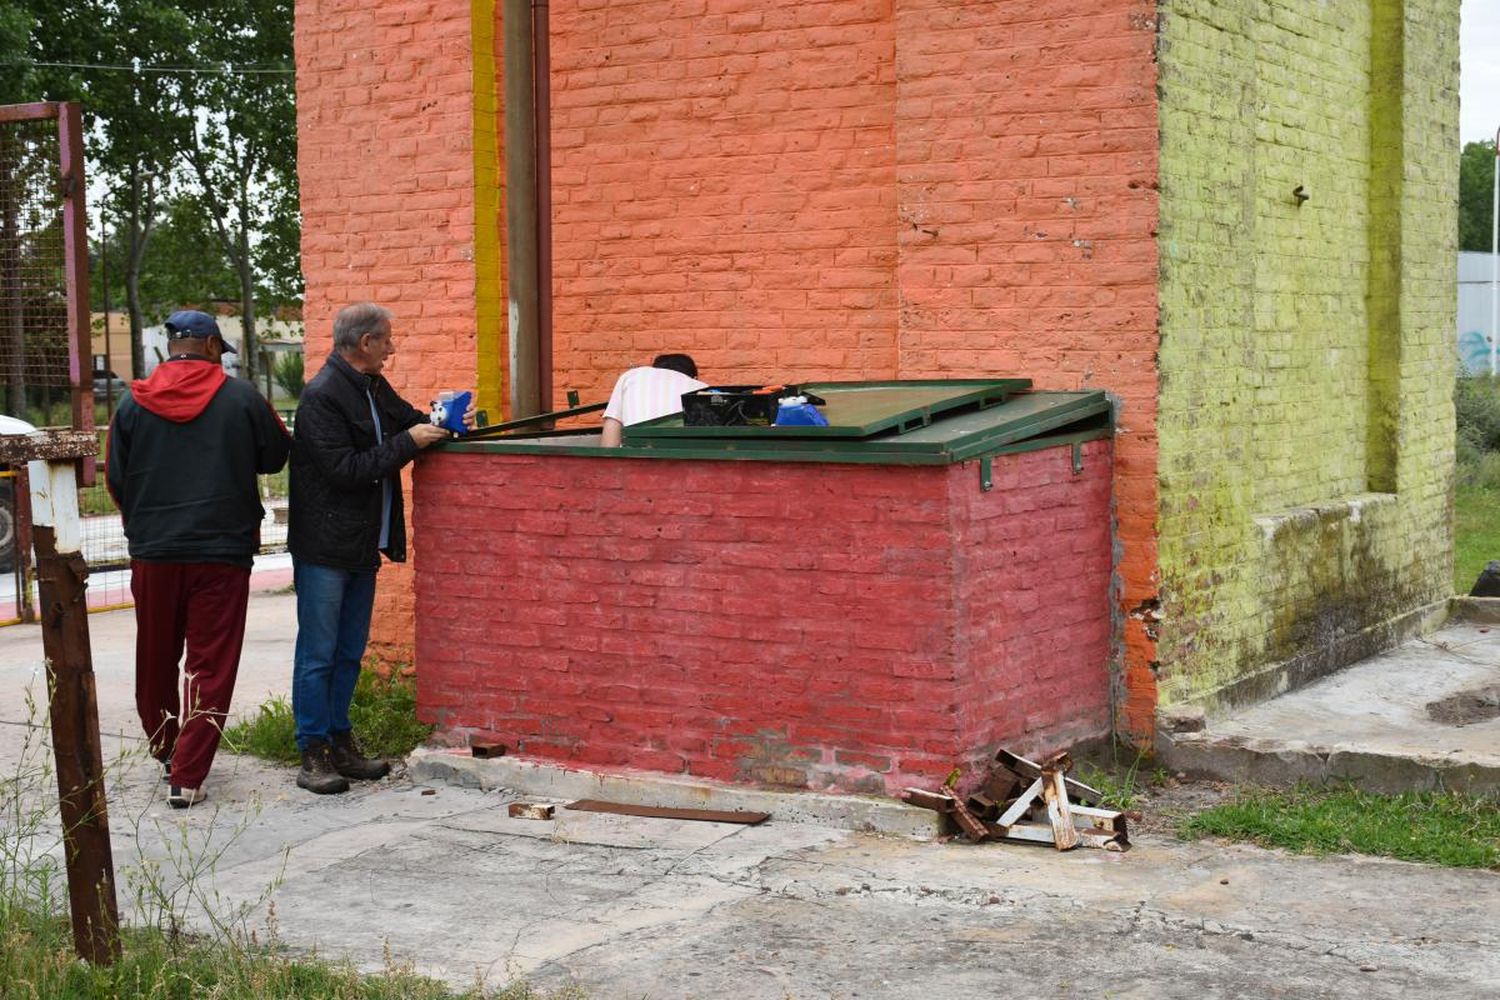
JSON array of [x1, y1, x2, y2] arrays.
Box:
[[297, 740, 350, 795], [329, 730, 390, 781]]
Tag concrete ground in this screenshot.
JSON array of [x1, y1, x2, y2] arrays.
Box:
[[1160, 613, 1500, 795], [1, 590, 1497, 999]]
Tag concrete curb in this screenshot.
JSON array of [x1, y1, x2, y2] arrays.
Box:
[[1447, 596, 1500, 624], [409, 749, 946, 838], [1156, 732, 1500, 796]]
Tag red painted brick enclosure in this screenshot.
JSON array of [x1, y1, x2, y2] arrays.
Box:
[[412, 439, 1112, 794]]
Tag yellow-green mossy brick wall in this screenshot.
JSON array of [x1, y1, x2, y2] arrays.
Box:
[[1155, 0, 1457, 714]]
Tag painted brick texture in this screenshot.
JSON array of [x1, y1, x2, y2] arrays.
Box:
[[294, 0, 1162, 726], [1154, 0, 1458, 710], [295, 0, 496, 660], [412, 440, 1113, 794]]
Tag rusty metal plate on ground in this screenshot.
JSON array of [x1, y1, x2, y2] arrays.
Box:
[[564, 799, 769, 825]]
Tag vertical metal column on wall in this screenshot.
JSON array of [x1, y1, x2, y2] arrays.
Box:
[[504, 0, 541, 420], [533, 0, 553, 414]]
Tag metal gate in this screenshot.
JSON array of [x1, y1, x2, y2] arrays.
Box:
[[0, 102, 96, 624]]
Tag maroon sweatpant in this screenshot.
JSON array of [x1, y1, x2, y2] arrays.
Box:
[[131, 560, 250, 789]]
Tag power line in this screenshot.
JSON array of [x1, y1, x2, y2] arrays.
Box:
[[5, 59, 293, 76]]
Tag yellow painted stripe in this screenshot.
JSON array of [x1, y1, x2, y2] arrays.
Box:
[[472, 0, 505, 419]]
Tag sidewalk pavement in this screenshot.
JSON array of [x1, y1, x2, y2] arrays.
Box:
[[0, 591, 1497, 999]]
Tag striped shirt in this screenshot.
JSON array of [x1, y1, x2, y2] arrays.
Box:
[[602, 366, 708, 427]]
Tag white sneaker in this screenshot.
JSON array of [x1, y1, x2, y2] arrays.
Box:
[[167, 785, 207, 809]]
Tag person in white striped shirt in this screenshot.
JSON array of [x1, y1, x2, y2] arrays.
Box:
[[600, 354, 707, 446]]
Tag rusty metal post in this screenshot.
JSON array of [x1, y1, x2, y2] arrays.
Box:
[[56, 101, 95, 485], [2, 426, 120, 965], [504, 0, 540, 420]]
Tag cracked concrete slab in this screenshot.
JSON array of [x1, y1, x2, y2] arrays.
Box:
[[2, 597, 1498, 998], [1160, 621, 1500, 794]]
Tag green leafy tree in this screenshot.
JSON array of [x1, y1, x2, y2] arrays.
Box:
[[1460, 140, 1497, 253], [9, 0, 299, 384], [175, 0, 297, 382], [96, 192, 239, 323]]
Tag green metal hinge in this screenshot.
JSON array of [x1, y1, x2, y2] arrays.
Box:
[[1072, 442, 1084, 475], [979, 455, 993, 492]]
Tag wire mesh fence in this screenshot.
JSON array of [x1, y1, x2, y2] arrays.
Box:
[[1, 104, 290, 624], [0, 115, 74, 427]]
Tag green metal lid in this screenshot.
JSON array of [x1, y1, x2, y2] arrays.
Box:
[[442, 386, 1112, 466], [627, 378, 1030, 441]]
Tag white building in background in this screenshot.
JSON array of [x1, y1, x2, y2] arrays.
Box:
[[141, 315, 303, 378], [93, 313, 304, 381], [1459, 251, 1498, 375]]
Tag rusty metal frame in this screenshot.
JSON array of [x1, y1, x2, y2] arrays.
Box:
[[56, 102, 94, 484], [0, 101, 94, 628], [0, 102, 94, 475]]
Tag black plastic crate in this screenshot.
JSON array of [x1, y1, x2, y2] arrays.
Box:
[[681, 385, 826, 427]]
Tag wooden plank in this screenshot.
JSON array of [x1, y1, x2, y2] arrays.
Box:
[[0, 101, 61, 124], [995, 749, 1103, 805], [996, 778, 1044, 827], [902, 787, 955, 812], [1041, 767, 1080, 851], [948, 793, 991, 843], [34, 509, 120, 963], [0, 429, 97, 465], [565, 799, 768, 825]]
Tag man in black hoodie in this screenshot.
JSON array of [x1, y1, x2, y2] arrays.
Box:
[[106, 310, 291, 808], [287, 302, 468, 795]]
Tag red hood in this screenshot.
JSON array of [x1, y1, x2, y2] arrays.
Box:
[[129, 359, 227, 422]]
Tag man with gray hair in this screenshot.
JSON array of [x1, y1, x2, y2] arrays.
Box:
[[288, 302, 471, 794]]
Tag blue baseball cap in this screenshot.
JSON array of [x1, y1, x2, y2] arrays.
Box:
[[164, 310, 236, 353]]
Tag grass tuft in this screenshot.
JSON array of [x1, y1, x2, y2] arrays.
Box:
[[0, 903, 585, 999], [1180, 784, 1500, 869], [223, 671, 433, 766], [1074, 745, 1169, 811]]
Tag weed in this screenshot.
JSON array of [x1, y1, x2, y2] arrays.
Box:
[[1075, 745, 1167, 811], [1180, 784, 1500, 869], [1, 668, 582, 998], [222, 670, 434, 766]]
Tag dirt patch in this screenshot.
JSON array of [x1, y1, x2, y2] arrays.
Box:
[[1127, 777, 1238, 838], [1425, 685, 1500, 727]]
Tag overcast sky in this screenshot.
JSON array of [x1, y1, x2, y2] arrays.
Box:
[[1463, 0, 1499, 146]]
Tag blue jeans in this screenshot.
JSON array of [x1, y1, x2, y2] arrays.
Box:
[[292, 559, 377, 751]]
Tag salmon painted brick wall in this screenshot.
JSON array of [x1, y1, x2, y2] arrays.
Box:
[[294, 0, 499, 662], [295, 0, 1159, 726], [412, 441, 1113, 794]]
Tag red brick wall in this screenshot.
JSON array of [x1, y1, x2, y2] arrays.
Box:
[[296, 0, 1159, 727], [412, 440, 1112, 794], [295, 0, 493, 662]]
